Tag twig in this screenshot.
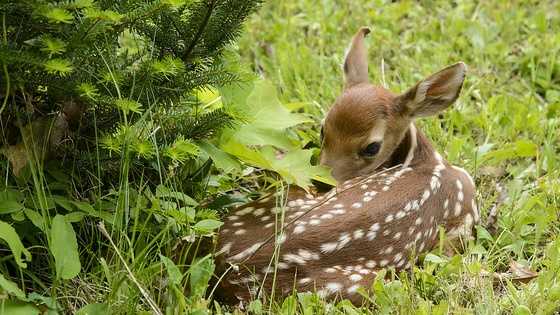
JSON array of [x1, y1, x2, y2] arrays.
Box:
[[183, 0, 216, 61], [97, 222, 163, 315], [486, 182, 507, 236]]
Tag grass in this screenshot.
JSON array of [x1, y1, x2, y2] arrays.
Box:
[[231, 0, 560, 313], [1, 1, 559, 314]]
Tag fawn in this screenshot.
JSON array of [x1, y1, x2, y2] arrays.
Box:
[[215, 27, 479, 304]]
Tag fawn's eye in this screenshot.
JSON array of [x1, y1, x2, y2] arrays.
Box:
[[360, 142, 381, 157]]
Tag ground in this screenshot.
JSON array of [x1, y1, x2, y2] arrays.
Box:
[[229, 0, 560, 313]]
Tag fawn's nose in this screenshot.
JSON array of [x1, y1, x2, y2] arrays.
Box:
[[320, 155, 352, 183]]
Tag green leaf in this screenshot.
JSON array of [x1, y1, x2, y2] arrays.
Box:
[[247, 300, 263, 315], [24, 209, 45, 231], [0, 200, 24, 214], [65, 212, 86, 223], [198, 140, 241, 173], [193, 219, 223, 233], [0, 220, 32, 268], [262, 148, 335, 188], [44, 59, 73, 76], [77, 82, 100, 100], [189, 256, 215, 297], [53, 195, 75, 211], [155, 185, 198, 206], [40, 37, 66, 56], [76, 303, 109, 315], [115, 98, 143, 114], [481, 140, 538, 164], [151, 56, 185, 78], [160, 254, 183, 285], [43, 8, 73, 24], [50, 215, 81, 279], [72, 201, 114, 222], [280, 296, 297, 315], [0, 274, 26, 300], [72, 0, 95, 9], [224, 80, 310, 149], [0, 190, 24, 214], [424, 253, 448, 265], [164, 137, 198, 163], [0, 301, 40, 315]]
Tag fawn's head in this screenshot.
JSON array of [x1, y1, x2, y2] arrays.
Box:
[[320, 27, 467, 181]]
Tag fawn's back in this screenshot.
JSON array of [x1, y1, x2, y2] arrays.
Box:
[[216, 27, 479, 304]]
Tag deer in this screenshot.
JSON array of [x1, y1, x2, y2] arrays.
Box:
[[214, 27, 479, 305]]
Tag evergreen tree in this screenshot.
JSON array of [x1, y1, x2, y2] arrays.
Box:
[[0, 0, 261, 186]]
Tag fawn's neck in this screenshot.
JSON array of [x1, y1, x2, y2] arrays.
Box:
[[383, 123, 437, 170]]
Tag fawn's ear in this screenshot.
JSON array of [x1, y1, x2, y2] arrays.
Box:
[[397, 62, 467, 118], [343, 27, 371, 89]]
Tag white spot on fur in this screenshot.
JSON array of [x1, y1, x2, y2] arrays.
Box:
[[283, 253, 306, 265], [254, 208, 266, 216], [277, 262, 289, 269], [367, 231, 377, 240], [320, 213, 334, 220], [331, 209, 346, 215], [347, 285, 360, 293], [234, 229, 246, 235], [349, 274, 363, 282], [235, 207, 254, 216], [393, 232, 402, 240], [293, 225, 306, 234], [326, 282, 342, 293], [396, 211, 406, 219], [320, 242, 338, 253], [352, 202, 362, 208], [228, 215, 239, 221], [216, 242, 232, 255], [229, 242, 263, 261], [309, 219, 321, 225], [385, 214, 394, 223], [299, 277, 312, 284], [415, 217, 423, 225], [365, 260, 376, 268], [353, 229, 364, 239], [454, 202, 462, 216]]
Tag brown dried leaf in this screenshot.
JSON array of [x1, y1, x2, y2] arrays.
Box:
[[1, 143, 28, 177], [480, 166, 506, 178], [508, 260, 538, 283]]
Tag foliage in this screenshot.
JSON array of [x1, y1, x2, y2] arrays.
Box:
[[233, 0, 560, 313], [0, 0, 559, 313]]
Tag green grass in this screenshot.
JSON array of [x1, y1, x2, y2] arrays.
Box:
[[1, 1, 559, 314], [230, 0, 560, 313]]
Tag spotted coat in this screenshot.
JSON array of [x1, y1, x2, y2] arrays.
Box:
[[215, 128, 479, 304]]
